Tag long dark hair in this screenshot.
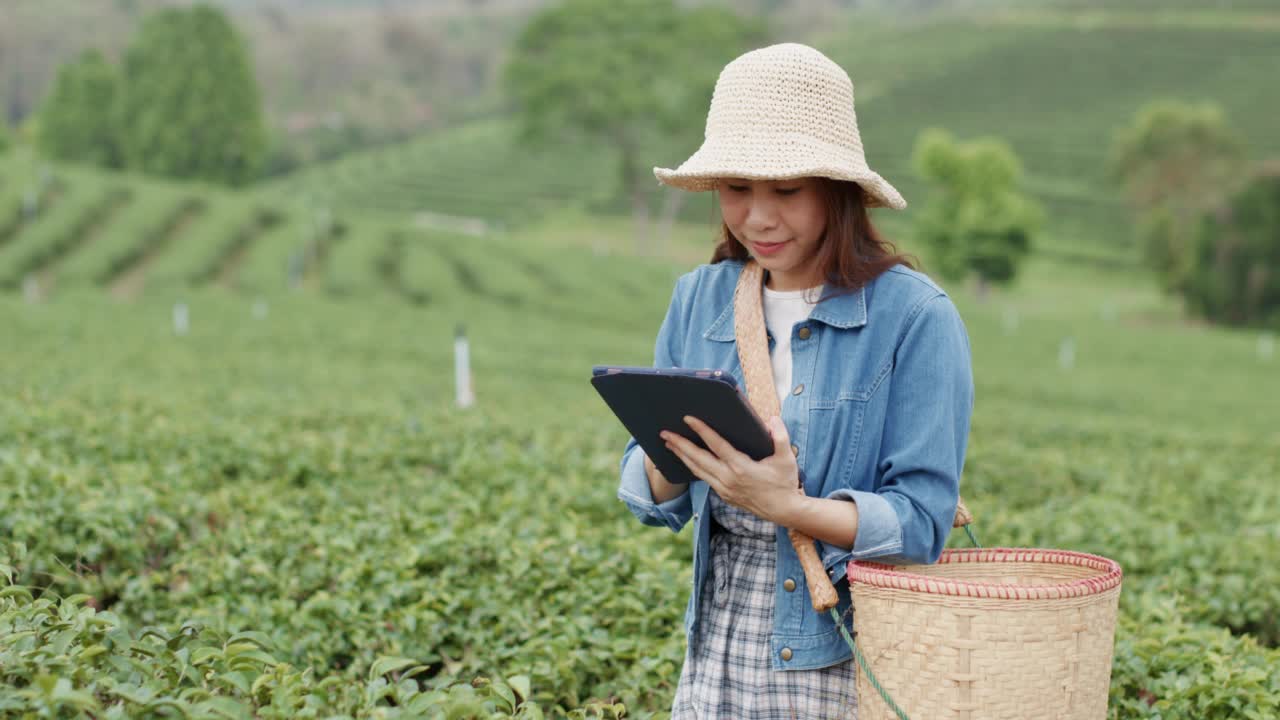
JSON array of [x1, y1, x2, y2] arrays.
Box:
[[709, 179, 916, 299]]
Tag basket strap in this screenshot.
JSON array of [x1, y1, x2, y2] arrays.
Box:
[[963, 523, 982, 549], [831, 607, 912, 720]]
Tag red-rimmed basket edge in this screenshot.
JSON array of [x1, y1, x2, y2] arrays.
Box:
[[847, 547, 1123, 601]]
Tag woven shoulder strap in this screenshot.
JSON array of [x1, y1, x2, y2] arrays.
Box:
[[733, 260, 839, 612], [731, 261, 973, 611]]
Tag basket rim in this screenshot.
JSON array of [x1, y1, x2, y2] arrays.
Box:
[[847, 547, 1123, 600]]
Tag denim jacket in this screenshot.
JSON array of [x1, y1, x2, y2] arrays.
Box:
[[616, 259, 973, 671]]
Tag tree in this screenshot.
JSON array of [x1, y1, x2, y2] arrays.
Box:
[[36, 49, 122, 168], [116, 4, 266, 186], [912, 128, 1042, 296], [1181, 164, 1280, 328], [1108, 100, 1245, 293], [503, 0, 763, 251]]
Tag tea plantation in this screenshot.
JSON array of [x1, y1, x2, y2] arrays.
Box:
[[2, 144, 1279, 719]]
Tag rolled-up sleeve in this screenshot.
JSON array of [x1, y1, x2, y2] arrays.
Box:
[[618, 441, 693, 532], [615, 277, 693, 533], [822, 293, 973, 579]]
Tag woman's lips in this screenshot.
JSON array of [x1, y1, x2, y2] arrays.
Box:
[[752, 240, 789, 257]]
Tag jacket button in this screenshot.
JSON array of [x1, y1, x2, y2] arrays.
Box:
[[783, 578, 796, 592], [792, 384, 804, 396], [790, 444, 799, 457], [780, 647, 793, 661], [797, 327, 811, 340]]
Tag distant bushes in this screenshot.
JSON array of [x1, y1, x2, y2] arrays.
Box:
[[911, 128, 1043, 295], [36, 4, 265, 187], [1110, 100, 1279, 328], [1108, 101, 1245, 293], [504, 0, 764, 249], [1184, 167, 1280, 328], [36, 50, 123, 170]]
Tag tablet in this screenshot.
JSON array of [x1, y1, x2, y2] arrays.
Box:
[[591, 365, 775, 485]]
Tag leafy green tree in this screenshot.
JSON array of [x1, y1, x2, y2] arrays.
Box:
[[912, 128, 1042, 295], [503, 0, 762, 250], [116, 4, 266, 186], [36, 49, 122, 168], [1182, 164, 1280, 328], [1108, 100, 1245, 292]]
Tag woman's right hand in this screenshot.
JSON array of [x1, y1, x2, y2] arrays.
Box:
[[644, 451, 688, 504]]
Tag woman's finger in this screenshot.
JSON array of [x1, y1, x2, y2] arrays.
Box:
[[667, 441, 717, 484], [665, 430, 722, 469], [668, 431, 728, 477], [683, 416, 747, 467], [671, 442, 728, 495], [767, 416, 793, 457], [670, 436, 722, 480]]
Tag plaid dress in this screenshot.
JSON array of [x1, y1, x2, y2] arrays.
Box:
[[670, 492, 858, 719]]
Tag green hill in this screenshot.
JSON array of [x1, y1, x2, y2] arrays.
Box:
[[267, 8, 1280, 270], [820, 13, 1280, 250]]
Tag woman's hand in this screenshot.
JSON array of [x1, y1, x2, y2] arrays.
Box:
[[661, 415, 801, 523]]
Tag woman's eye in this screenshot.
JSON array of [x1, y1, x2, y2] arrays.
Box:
[[776, 187, 800, 196], [726, 184, 749, 193]]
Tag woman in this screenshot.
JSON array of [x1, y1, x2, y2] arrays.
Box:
[[615, 43, 974, 718]]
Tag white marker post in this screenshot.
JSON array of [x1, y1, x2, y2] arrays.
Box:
[[1058, 337, 1076, 371], [22, 275, 39, 303], [252, 299, 269, 320], [173, 302, 189, 336], [1260, 333, 1275, 362], [454, 324, 474, 409], [1100, 302, 1117, 323], [1002, 307, 1020, 336], [315, 206, 332, 239], [287, 249, 304, 290]]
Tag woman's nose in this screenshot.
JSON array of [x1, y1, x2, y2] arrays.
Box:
[[744, 194, 779, 232]]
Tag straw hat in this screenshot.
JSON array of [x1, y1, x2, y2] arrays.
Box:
[[654, 43, 906, 210]]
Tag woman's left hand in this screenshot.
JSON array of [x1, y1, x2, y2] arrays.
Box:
[[662, 415, 801, 523]]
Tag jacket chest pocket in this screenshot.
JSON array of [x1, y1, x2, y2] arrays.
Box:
[[808, 383, 875, 492]]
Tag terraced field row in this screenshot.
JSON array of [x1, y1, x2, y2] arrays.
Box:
[[0, 157, 672, 319], [267, 119, 620, 227]]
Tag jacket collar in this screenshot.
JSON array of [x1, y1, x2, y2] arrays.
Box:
[[702, 280, 869, 342]]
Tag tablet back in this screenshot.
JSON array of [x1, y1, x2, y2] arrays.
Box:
[[592, 370, 774, 485]]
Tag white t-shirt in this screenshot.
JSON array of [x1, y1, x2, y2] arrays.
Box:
[[762, 283, 823, 409]]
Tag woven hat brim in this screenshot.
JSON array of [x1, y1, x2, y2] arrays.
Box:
[[654, 134, 906, 210]]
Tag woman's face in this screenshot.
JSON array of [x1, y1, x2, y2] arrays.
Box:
[[717, 177, 827, 291]]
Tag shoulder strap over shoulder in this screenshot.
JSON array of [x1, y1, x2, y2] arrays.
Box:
[[731, 261, 973, 607]]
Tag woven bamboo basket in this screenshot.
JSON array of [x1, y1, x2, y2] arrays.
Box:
[[846, 548, 1123, 720]]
